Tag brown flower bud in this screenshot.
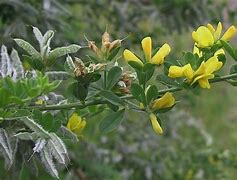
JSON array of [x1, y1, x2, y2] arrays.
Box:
[[74, 58, 86, 77], [102, 31, 110, 45], [88, 41, 98, 53], [108, 40, 121, 51]]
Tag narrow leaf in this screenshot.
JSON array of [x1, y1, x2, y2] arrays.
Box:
[[99, 109, 125, 134], [11, 49, 24, 80], [0, 128, 13, 169], [106, 66, 122, 89], [14, 39, 41, 59], [40, 146, 59, 179], [99, 90, 124, 106]]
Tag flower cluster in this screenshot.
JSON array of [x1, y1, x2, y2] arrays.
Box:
[[192, 22, 236, 48], [123, 37, 171, 66], [168, 22, 236, 89], [168, 50, 224, 88]]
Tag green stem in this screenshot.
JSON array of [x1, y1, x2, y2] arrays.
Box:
[[104, 70, 107, 89], [12, 73, 237, 111]]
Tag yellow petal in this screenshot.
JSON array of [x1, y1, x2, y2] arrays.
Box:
[[192, 31, 199, 43], [214, 22, 222, 41], [141, 37, 152, 61], [183, 64, 194, 81], [168, 66, 185, 78], [192, 26, 214, 48], [193, 44, 202, 57], [192, 62, 206, 84], [73, 120, 86, 135], [123, 49, 143, 66], [67, 113, 82, 131], [152, 92, 175, 110], [207, 23, 215, 34], [198, 78, 211, 89], [205, 56, 223, 74], [150, 43, 171, 65], [194, 62, 206, 76], [214, 49, 225, 56], [221, 26, 237, 41], [149, 113, 163, 134]]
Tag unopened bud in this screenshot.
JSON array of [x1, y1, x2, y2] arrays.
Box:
[[88, 41, 98, 53], [102, 31, 110, 45], [108, 40, 121, 51]]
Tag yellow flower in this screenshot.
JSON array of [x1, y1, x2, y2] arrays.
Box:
[[192, 26, 214, 48], [192, 22, 236, 48], [168, 64, 194, 81], [123, 49, 144, 66], [67, 113, 86, 135], [149, 113, 163, 134], [151, 92, 175, 110], [148, 92, 175, 135], [222, 26, 237, 41], [123, 36, 171, 66], [191, 56, 223, 89], [168, 54, 223, 89]]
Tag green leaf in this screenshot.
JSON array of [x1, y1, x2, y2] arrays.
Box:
[[183, 52, 196, 68], [47, 44, 81, 66], [220, 40, 237, 61], [87, 55, 99, 63], [70, 82, 89, 101], [143, 63, 154, 72], [14, 39, 41, 59], [90, 73, 101, 83], [217, 54, 226, 65], [20, 118, 51, 139], [8, 109, 31, 119], [130, 83, 146, 105], [128, 61, 143, 71], [64, 56, 75, 76], [42, 30, 54, 48], [99, 90, 124, 106], [32, 26, 43, 46], [0, 89, 10, 107], [107, 47, 121, 61], [23, 55, 44, 71], [136, 70, 146, 85], [146, 85, 158, 104], [99, 109, 125, 134], [156, 74, 179, 86], [106, 66, 122, 89]]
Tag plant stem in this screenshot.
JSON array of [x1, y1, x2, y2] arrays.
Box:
[[104, 70, 107, 89], [22, 73, 237, 111]]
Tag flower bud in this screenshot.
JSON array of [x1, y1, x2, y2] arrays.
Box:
[[102, 31, 110, 45], [108, 39, 121, 51], [88, 41, 98, 53]]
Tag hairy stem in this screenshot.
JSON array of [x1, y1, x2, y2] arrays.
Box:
[[24, 73, 237, 111]]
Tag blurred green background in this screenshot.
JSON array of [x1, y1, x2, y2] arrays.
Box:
[[1, 0, 237, 179]]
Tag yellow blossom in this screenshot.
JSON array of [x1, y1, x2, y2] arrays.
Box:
[[222, 26, 237, 41], [168, 55, 223, 89], [192, 26, 214, 48], [67, 113, 86, 136], [147, 92, 175, 135], [149, 113, 163, 134], [123, 49, 144, 66], [192, 22, 236, 48], [123, 36, 171, 66], [151, 92, 175, 110]]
